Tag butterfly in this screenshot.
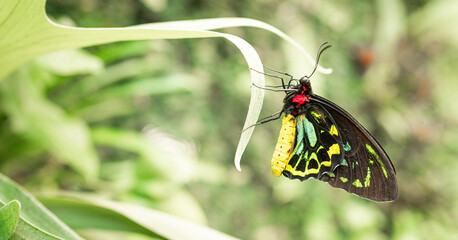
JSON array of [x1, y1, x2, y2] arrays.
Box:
[[255, 42, 398, 202]]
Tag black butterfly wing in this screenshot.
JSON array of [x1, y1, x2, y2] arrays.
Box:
[[282, 104, 344, 181], [311, 95, 398, 202]]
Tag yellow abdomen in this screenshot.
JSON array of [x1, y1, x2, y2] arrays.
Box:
[[271, 114, 296, 177]]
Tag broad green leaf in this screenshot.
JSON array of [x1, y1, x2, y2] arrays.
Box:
[[0, 200, 20, 239], [0, 0, 330, 80], [40, 193, 239, 240], [0, 174, 83, 240], [0, 0, 262, 172], [9, 218, 64, 240], [0, 0, 331, 171]]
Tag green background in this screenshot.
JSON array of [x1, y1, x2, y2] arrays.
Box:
[[1, 0, 457, 239]]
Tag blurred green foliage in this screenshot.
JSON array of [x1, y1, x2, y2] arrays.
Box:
[[1, 0, 458, 239]]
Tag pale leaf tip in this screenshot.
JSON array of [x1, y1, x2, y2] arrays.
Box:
[[234, 150, 243, 172], [318, 66, 333, 75], [235, 162, 242, 172]]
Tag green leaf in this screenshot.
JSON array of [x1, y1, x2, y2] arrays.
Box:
[[0, 200, 21, 240], [0, 174, 83, 240], [0, 0, 331, 172], [9, 218, 65, 240], [40, 193, 240, 240]]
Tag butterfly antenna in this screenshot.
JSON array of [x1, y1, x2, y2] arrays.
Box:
[[305, 42, 332, 78]]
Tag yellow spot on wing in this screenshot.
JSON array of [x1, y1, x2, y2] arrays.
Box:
[[327, 144, 341, 160], [284, 151, 321, 177], [321, 160, 331, 167], [285, 165, 306, 177], [329, 124, 339, 136]]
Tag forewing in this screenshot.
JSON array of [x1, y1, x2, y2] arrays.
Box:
[[312, 95, 398, 202]]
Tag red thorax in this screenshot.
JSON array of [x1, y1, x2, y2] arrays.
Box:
[[292, 85, 311, 107]]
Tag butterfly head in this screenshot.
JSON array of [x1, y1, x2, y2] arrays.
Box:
[[289, 77, 312, 108], [299, 76, 312, 92]]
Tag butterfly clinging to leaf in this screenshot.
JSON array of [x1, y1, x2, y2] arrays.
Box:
[[252, 42, 398, 202]]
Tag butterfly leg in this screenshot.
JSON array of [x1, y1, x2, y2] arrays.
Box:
[[249, 67, 289, 90], [252, 83, 299, 92], [263, 65, 294, 89], [241, 109, 285, 132]]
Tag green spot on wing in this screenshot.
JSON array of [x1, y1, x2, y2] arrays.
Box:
[[293, 119, 305, 155], [296, 142, 304, 155], [296, 115, 305, 141], [343, 141, 351, 151], [326, 172, 335, 178], [341, 159, 348, 166], [352, 179, 363, 188], [366, 144, 388, 178], [364, 167, 371, 187], [340, 177, 348, 183], [303, 116, 317, 147], [310, 111, 322, 123], [288, 118, 305, 169]]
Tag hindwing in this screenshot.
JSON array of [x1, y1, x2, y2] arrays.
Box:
[[311, 95, 398, 202]]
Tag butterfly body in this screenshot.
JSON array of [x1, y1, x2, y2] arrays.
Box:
[[270, 75, 398, 202], [271, 114, 296, 177]]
